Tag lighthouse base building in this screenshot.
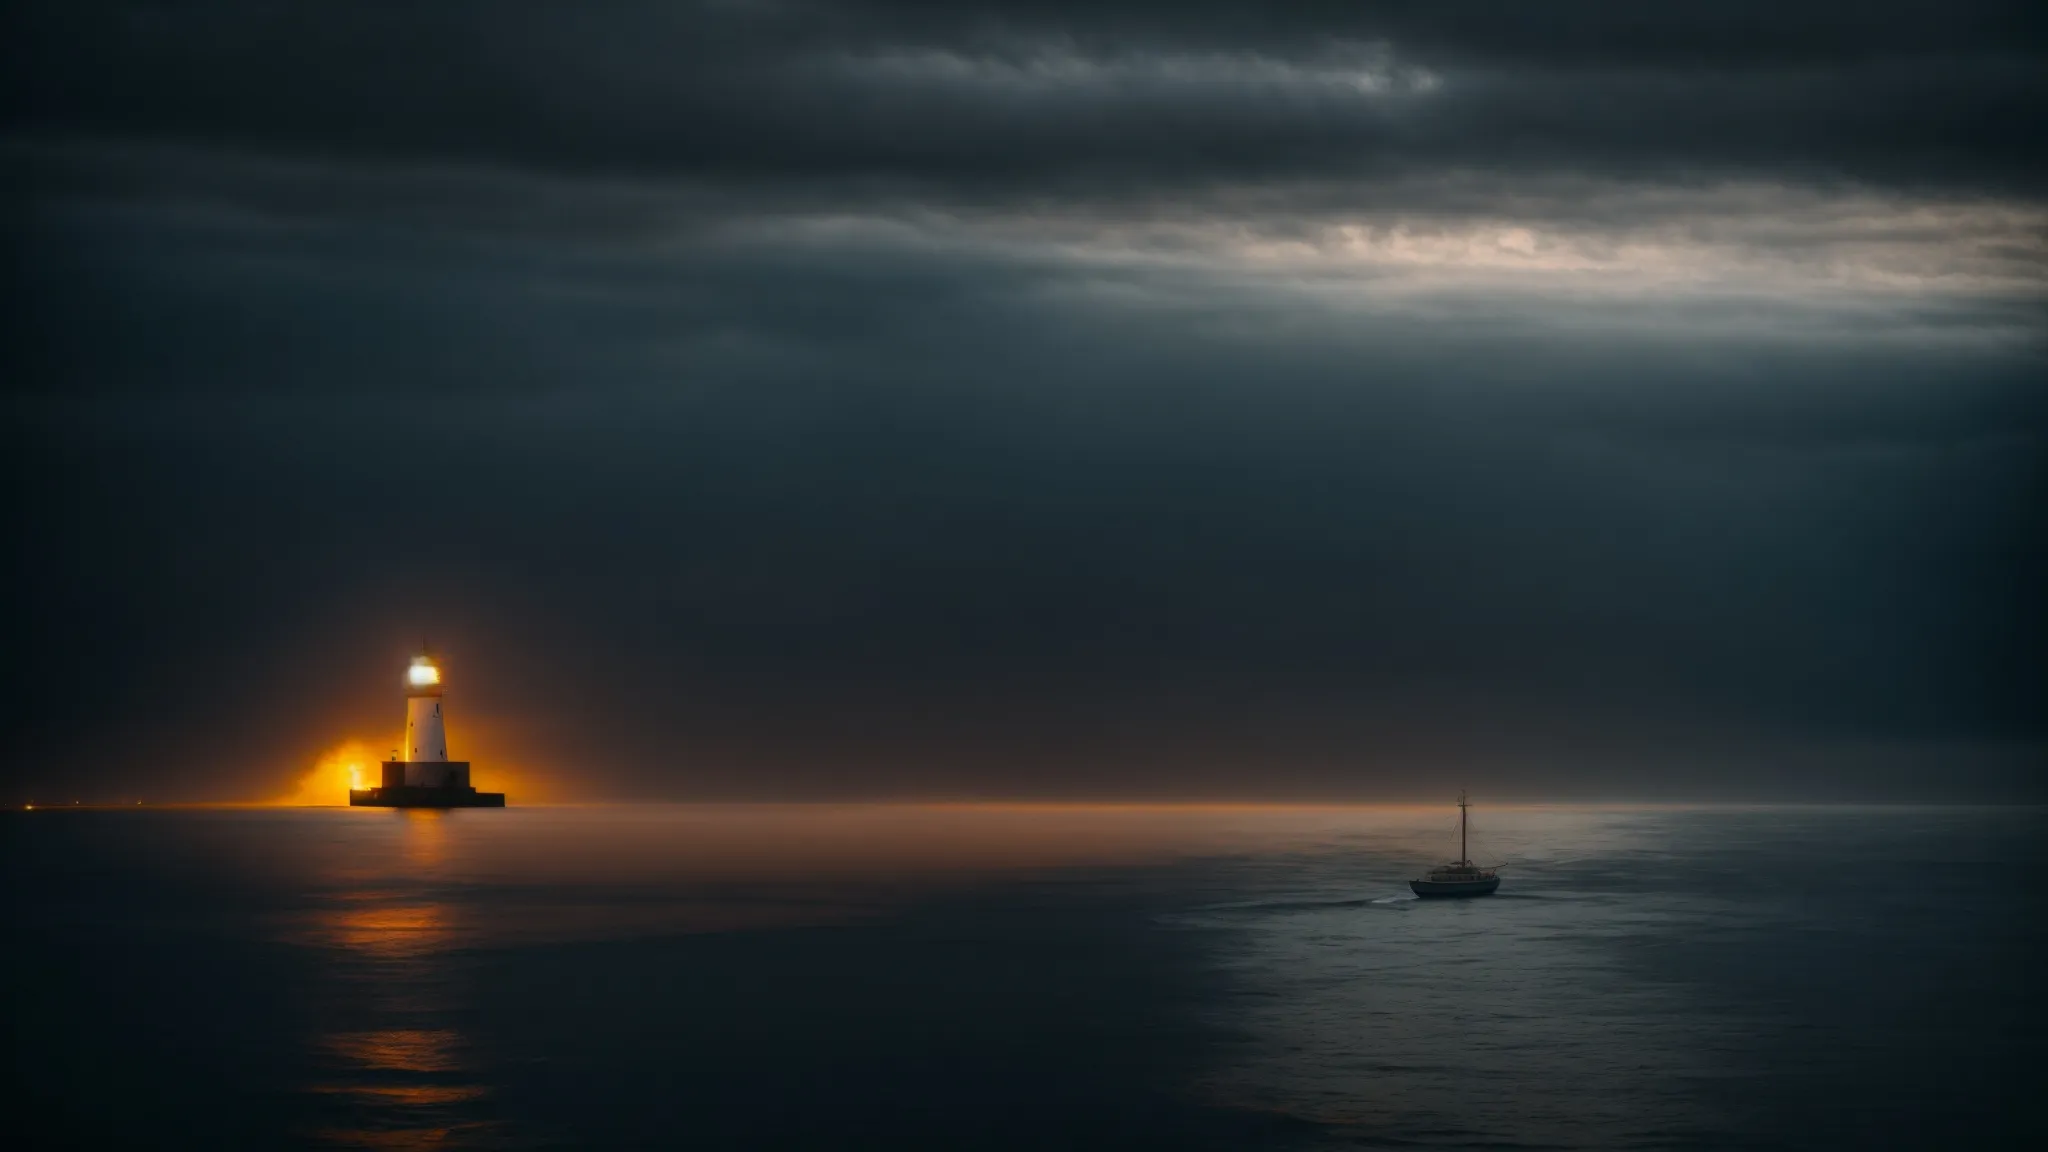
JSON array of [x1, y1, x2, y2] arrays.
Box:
[[349, 652, 506, 808]]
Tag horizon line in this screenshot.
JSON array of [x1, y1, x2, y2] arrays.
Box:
[[11, 798, 2040, 813]]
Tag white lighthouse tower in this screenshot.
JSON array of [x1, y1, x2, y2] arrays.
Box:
[[402, 652, 459, 785], [349, 648, 505, 807]]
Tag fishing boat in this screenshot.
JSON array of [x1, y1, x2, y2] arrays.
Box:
[[1409, 791, 1500, 898]]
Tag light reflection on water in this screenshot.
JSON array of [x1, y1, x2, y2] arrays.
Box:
[[1170, 806, 2044, 1148], [10, 804, 2041, 1149], [302, 814, 493, 1148], [323, 1029, 465, 1073], [282, 804, 1509, 1147], [286, 805, 1453, 952]]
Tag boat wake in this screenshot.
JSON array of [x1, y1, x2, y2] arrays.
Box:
[[1193, 896, 1387, 914]]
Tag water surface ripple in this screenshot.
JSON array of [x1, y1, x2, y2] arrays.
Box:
[[8, 804, 2040, 1149]]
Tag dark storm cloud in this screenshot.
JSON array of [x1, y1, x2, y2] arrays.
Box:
[[2, 3, 2042, 801], [4, 1, 2043, 197]]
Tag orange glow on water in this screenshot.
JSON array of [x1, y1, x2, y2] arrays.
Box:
[[401, 809, 448, 867], [324, 1030, 464, 1073], [313, 1083, 487, 1106], [316, 902, 455, 958], [314, 1027, 492, 1148]]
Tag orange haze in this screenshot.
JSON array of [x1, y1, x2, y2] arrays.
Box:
[[276, 737, 556, 806], [277, 741, 383, 806]]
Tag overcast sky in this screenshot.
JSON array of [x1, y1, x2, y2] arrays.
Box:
[[4, 1, 2042, 802]]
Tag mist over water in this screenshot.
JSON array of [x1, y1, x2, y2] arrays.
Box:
[[8, 805, 2041, 1149]]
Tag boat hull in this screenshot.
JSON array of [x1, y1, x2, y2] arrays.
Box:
[[1409, 876, 1500, 898]]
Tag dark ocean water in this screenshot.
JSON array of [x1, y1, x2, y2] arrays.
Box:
[[7, 804, 2042, 1150]]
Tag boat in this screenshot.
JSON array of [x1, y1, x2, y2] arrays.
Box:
[[1409, 791, 1500, 898]]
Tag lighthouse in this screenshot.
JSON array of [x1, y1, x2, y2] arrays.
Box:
[[349, 650, 506, 808], [402, 654, 454, 782]]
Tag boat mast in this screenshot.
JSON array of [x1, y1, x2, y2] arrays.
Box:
[[1459, 789, 1468, 864]]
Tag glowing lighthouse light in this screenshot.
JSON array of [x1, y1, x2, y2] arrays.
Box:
[[348, 649, 506, 808]]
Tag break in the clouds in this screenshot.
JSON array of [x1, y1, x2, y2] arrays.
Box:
[[3, 2, 2042, 801]]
